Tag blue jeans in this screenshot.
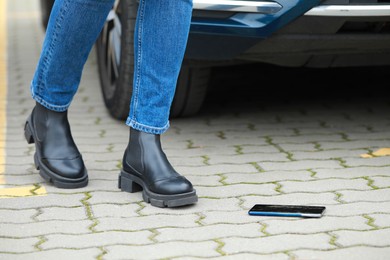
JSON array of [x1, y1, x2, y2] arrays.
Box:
[[31, 0, 193, 134]]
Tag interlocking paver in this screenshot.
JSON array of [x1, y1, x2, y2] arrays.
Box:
[[334, 229, 390, 247], [0, 209, 37, 223], [3, 156, 33, 165], [95, 214, 200, 232], [371, 176, 390, 188], [292, 149, 368, 160], [0, 237, 38, 253], [324, 201, 390, 216], [270, 134, 346, 143], [0, 219, 92, 237], [0, 194, 85, 209], [222, 233, 335, 254], [165, 146, 238, 157], [347, 132, 390, 141], [2, 0, 390, 259], [3, 174, 45, 186], [280, 178, 370, 193], [140, 198, 241, 215], [295, 126, 370, 135], [236, 145, 281, 154], [186, 175, 222, 186], [105, 241, 220, 259], [42, 180, 118, 193], [36, 206, 87, 221], [42, 230, 151, 249], [157, 223, 265, 242], [293, 247, 390, 260], [339, 188, 390, 203], [259, 159, 344, 171], [175, 164, 257, 176], [182, 253, 289, 260], [0, 248, 102, 260], [84, 169, 119, 180], [314, 167, 390, 179], [170, 156, 208, 167], [223, 171, 313, 184], [274, 142, 319, 152], [262, 216, 369, 235], [201, 210, 266, 225], [91, 203, 140, 218], [207, 153, 289, 165], [87, 191, 140, 205], [196, 183, 277, 198], [318, 140, 390, 150], [369, 214, 390, 228], [343, 157, 390, 167]]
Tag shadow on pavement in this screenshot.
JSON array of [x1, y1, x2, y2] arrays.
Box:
[[199, 63, 390, 116]]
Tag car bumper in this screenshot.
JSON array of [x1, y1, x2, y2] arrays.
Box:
[[193, 0, 283, 14], [186, 2, 390, 66], [193, 1, 390, 17], [305, 5, 390, 17], [191, 2, 390, 37]]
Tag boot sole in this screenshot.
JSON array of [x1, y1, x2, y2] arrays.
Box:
[[118, 170, 198, 208], [24, 117, 88, 189]]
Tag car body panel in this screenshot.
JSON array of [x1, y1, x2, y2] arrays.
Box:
[[191, 0, 322, 38], [186, 0, 390, 67], [40, 0, 390, 67]]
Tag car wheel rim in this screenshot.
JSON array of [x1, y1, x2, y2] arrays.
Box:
[[100, 0, 122, 100]]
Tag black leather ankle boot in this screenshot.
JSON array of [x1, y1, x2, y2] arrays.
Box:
[[24, 102, 88, 188], [119, 128, 198, 208]]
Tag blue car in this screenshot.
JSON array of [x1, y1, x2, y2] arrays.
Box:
[[40, 0, 390, 119]]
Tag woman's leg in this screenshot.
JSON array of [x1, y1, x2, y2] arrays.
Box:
[[127, 0, 193, 134], [31, 0, 115, 110], [119, 0, 198, 207], [26, 0, 115, 188]]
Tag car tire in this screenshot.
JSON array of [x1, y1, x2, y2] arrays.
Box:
[[39, 0, 54, 30], [96, 0, 210, 120], [170, 63, 211, 118], [96, 0, 134, 121]]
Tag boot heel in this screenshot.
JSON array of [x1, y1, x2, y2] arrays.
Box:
[[119, 174, 142, 193], [24, 122, 35, 144]]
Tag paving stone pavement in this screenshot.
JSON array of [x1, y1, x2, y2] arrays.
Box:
[[1, 0, 390, 259]]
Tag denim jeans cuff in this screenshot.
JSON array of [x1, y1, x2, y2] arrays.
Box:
[[31, 88, 70, 112], [126, 118, 170, 135]]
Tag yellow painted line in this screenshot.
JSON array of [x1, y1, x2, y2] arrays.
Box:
[[361, 148, 390, 158], [0, 185, 47, 199], [0, 0, 8, 185], [0, 1, 47, 199]]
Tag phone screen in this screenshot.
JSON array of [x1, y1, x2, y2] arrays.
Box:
[[248, 204, 326, 218]]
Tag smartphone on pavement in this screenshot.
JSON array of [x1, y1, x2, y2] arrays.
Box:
[[248, 204, 326, 218]]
